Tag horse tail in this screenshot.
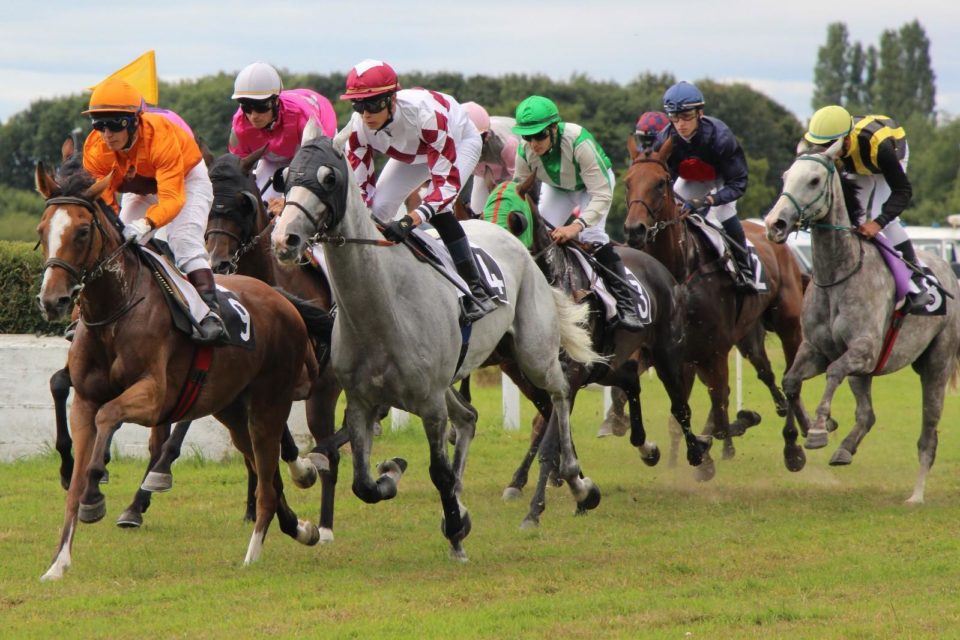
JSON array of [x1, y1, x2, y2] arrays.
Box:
[[951, 348, 960, 393], [550, 287, 604, 365], [272, 287, 334, 361]]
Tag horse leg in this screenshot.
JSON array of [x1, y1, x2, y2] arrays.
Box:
[[906, 350, 953, 504], [116, 424, 172, 528], [598, 386, 630, 438], [781, 341, 830, 457], [41, 397, 98, 581], [693, 359, 733, 481], [445, 387, 478, 495], [737, 327, 787, 417], [347, 400, 406, 504], [50, 367, 74, 490], [615, 368, 661, 466], [521, 415, 559, 529], [141, 420, 192, 492], [503, 414, 544, 501], [653, 356, 710, 467], [502, 362, 554, 499], [421, 399, 471, 561], [829, 376, 875, 467], [303, 374, 344, 542], [804, 339, 878, 449]]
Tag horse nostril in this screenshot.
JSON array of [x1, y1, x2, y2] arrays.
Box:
[[773, 220, 787, 232], [57, 296, 72, 310], [284, 234, 301, 249]]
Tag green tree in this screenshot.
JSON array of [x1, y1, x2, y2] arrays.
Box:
[[871, 21, 935, 121]]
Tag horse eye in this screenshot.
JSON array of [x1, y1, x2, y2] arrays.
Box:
[[74, 224, 91, 242], [320, 168, 337, 190], [810, 177, 821, 187]]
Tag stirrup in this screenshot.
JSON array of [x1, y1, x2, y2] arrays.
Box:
[[459, 295, 494, 325], [193, 313, 228, 345]]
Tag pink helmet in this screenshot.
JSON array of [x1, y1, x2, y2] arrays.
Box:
[[340, 59, 401, 100], [462, 101, 491, 133], [636, 111, 670, 135]]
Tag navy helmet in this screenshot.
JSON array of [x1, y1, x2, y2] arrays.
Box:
[[663, 81, 705, 114]]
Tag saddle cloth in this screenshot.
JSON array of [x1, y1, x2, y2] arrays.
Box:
[[140, 247, 256, 348], [873, 234, 946, 316], [404, 227, 510, 305], [687, 214, 770, 292], [567, 249, 652, 326]]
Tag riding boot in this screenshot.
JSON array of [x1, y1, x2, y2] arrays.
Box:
[[186, 269, 229, 345], [593, 243, 644, 332], [720, 216, 757, 292], [894, 240, 934, 312], [432, 212, 496, 324]]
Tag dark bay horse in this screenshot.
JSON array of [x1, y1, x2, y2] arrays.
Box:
[[483, 178, 711, 526], [36, 164, 330, 580], [623, 139, 809, 478], [765, 143, 960, 502], [272, 127, 601, 560], [204, 147, 347, 541]]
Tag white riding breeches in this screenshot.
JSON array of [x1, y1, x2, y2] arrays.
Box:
[[254, 157, 286, 203], [674, 177, 738, 223], [848, 150, 910, 246], [371, 134, 482, 222], [539, 168, 616, 245], [119, 160, 214, 274]]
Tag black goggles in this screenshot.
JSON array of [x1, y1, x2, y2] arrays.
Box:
[[91, 116, 135, 133], [351, 95, 391, 114], [522, 129, 550, 142], [239, 99, 275, 114]]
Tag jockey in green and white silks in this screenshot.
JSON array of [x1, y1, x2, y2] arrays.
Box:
[[512, 95, 642, 331]]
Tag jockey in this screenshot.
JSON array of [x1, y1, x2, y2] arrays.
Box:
[[228, 62, 338, 215], [461, 101, 520, 216], [512, 95, 644, 332], [81, 78, 227, 345], [340, 59, 494, 324], [805, 105, 930, 308], [656, 81, 757, 292], [634, 111, 669, 153]]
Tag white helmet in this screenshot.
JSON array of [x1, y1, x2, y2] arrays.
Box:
[[232, 62, 283, 100]]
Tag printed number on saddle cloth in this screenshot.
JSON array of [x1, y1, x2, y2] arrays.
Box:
[[749, 248, 769, 292], [227, 298, 253, 342], [624, 272, 653, 324], [472, 247, 508, 302]]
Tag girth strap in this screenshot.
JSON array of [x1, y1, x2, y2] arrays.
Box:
[[163, 345, 215, 423]]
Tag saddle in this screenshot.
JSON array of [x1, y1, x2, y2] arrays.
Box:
[[686, 215, 769, 292], [139, 247, 257, 349], [872, 234, 946, 316], [565, 248, 652, 327], [403, 227, 510, 305]]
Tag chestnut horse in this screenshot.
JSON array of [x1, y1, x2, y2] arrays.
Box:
[[623, 140, 810, 478], [204, 147, 348, 541], [36, 164, 329, 580]]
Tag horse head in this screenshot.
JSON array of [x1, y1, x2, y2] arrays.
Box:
[[34, 162, 116, 320], [765, 137, 844, 244], [622, 137, 676, 250], [206, 146, 266, 274], [271, 122, 355, 264]]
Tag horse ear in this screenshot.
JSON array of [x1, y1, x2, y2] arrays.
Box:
[[196, 135, 215, 167], [516, 173, 538, 199], [626, 134, 640, 162], [35, 162, 58, 199], [82, 171, 114, 201], [483, 166, 496, 194], [302, 117, 323, 146], [824, 137, 844, 160], [240, 145, 268, 175], [61, 136, 76, 162], [657, 136, 674, 163], [239, 190, 261, 213], [796, 138, 815, 156], [332, 125, 350, 154]]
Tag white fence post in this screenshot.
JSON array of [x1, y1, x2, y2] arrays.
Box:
[[390, 408, 409, 431], [502, 372, 520, 431]]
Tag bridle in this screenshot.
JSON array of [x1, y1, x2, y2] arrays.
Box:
[[204, 190, 274, 274], [776, 154, 837, 231], [626, 156, 688, 243]]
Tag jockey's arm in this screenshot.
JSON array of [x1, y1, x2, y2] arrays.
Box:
[[873, 148, 913, 228]]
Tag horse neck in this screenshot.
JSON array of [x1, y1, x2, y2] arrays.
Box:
[[77, 242, 143, 327], [648, 209, 694, 281], [810, 175, 861, 279], [237, 209, 279, 282]]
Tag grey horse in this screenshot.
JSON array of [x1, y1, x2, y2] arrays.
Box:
[[765, 138, 960, 503], [271, 123, 602, 559]]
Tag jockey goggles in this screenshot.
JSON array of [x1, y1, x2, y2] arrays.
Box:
[[91, 115, 136, 132], [350, 95, 392, 114], [667, 111, 698, 122], [238, 98, 275, 114], [521, 129, 550, 142]]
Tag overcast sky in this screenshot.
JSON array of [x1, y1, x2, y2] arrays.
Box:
[[1, 1, 957, 126]]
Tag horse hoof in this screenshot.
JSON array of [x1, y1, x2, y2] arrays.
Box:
[[307, 452, 331, 473], [79, 496, 106, 523], [297, 519, 321, 546], [317, 528, 334, 544], [519, 517, 539, 530], [116, 509, 143, 528], [243, 509, 256, 523], [502, 487, 522, 501], [576, 479, 601, 512], [59, 475, 71, 492], [828, 449, 853, 466], [290, 457, 319, 489], [449, 545, 469, 563], [736, 410, 762, 429], [377, 457, 408, 477], [596, 423, 613, 438], [804, 429, 829, 450], [695, 457, 716, 482], [824, 416, 839, 433], [640, 444, 660, 467], [783, 445, 806, 472], [721, 444, 736, 461], [141, 471, 173, 493]]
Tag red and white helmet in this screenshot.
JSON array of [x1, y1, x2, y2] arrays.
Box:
[[462, 102, 491, 133], [340, 59, 400, 100], [232, 62, 283, 100]]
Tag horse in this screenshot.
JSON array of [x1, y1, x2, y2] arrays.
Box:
[[43, 138, 317, 530], [203, 146, 348, 540], [271, 124, 601, 559], [479, 177, 711, 526], [764, 140, 960, 502], [622, 138, 810, 478], [35, 163, 331, 580]]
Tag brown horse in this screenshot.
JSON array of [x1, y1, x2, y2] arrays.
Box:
[[203, 147, 348, 541], [35, 163, 329, 580], [622, 139, 810, 478]]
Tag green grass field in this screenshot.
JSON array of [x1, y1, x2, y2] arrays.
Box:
[[2, 351, 960, 639]]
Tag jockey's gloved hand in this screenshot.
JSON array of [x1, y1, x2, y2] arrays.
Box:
[[122, 218, 153, 244], [682, 196, 711, 213], [382, 215, 415, 242]]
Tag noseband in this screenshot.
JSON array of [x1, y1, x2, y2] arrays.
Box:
[[626, 156, 686, 242], [777, 154, 837, 230]]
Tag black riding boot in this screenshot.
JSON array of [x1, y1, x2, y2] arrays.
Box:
[[431, 212, 496, 324], [720, 216, 757, 292], [187, 269, 229, 345], [593, 243, 644, 332], [894, 239, 934, 312]]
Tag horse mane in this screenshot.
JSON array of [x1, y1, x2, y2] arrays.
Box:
[[838, 172, 862, 224], [54, 156, 95, 198]]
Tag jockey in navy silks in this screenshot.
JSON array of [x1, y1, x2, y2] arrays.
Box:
[[655, 81, 757, 292]]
